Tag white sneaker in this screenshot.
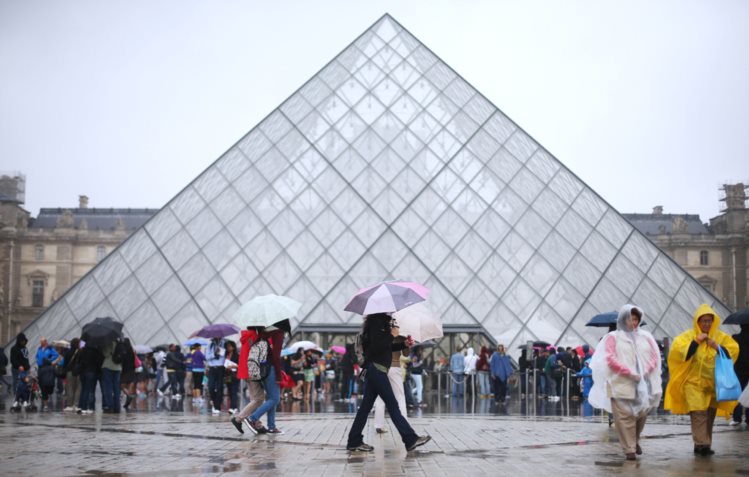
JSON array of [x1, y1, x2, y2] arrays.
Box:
[[157, 389, 164, 397], [175, 394, 182, 400], [83, 409, 94, 415], [12, 401, 18, 407], [212, 408, 220, 415], [64, 406, 74, 412], [729, 420, 740, 426]]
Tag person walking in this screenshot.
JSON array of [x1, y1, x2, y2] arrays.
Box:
[[588, 305, 662, 461], [490, 344, 513, 403], [346, 313, 430, 452], [730, 324, 749, 426], [664, 303, 739, 456], [246, 325, 286, 434], [374, 335, 412, 433], [232, 327, 268, 434]]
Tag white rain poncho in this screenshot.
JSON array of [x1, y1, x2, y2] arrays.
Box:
[[588, 304, 662, 415]]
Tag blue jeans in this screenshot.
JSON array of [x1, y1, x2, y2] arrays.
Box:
[[101, 368, 121, 411], [250, 367, 279, 429], [78, 371, 97, 411], [451, 372, 464, 397], [347, 364, 418, 449], [477, 371, 491, 395]]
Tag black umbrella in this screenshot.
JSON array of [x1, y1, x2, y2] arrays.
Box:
[[517, 340, 551, 350], [81, 316, 124, 346], [586, 311, 646, 329], [724, 308, 749, 325]]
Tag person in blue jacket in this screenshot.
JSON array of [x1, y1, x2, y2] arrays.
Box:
[[575, 358, 594, 399], [490, 344, 513, 402]]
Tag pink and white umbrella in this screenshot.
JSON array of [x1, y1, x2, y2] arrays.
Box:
[[344, 281, 429, 315]]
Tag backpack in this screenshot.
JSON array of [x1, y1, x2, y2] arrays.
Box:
[[354, 332, 366, 367], [112, 340, 127, 365], [247, 338, 270, 381]]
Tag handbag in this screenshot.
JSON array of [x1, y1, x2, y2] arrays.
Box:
[[715, 347, 741, 402]]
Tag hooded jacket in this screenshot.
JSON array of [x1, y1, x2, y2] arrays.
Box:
[[10, 333, 30, 371], [490, 349, 513, 381], [463, 347, 477, 374], [237, 329, 259, 380], [664, 303, 739, 418]]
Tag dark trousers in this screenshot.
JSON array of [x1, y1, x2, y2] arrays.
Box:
[[493, 376, 507, 401], [207, 367, 225, 411], [101, 368, 121, 412], [347, 364, 418, 449], [226, 380, 240, 410], [78, 371, 97, 411]]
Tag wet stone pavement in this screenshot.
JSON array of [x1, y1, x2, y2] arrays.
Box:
[[0, 394, 748, 476]]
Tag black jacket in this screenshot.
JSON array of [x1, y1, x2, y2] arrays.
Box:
[[78, 346, 104, 374], [10, 333, 30, 371], [362, 314, 406, 372], [733, 328, 749, 382]]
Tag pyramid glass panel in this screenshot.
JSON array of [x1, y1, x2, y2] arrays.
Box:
[[16, 14, 733, 351]]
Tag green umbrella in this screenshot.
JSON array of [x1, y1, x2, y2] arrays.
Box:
[[232, 294, 302, 328]]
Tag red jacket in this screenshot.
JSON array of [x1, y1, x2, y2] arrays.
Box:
[[237, 328, 284, 381]]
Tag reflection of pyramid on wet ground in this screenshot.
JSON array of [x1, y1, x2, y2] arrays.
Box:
[[17, 14, 729, 350]]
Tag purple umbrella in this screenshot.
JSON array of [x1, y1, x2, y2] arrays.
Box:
[[190, 323, 240, 339], [344, 281, 429, 315]]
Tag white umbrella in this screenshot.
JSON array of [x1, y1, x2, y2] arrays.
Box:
[[283, 340, 322, 356], [133, 344, 153, 354], [233, 294, 301, 328], [393, 302, 443, 343]]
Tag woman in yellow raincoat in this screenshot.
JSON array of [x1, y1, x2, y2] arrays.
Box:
[[664, 303, 739, 456]]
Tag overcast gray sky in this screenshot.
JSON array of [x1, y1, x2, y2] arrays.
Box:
[[2, 0, 748, 223]]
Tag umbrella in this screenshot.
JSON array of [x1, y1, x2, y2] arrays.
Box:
[[52, 340, 71, 349], [516, 340, 551, 350], [585, 312, 618, 327], [133, 344, 152, 354], [232, 294, 302, 328], [190, 323, 240, 339], [183, 337, 210, 348], [724, 308, 749, 325], [393, 302, 443, 343], [586, 311, 646, 328], [283, 340, 322, 356], [81, 316, 124, 346], [329, 345, 346, 354], [344, 281, 429, 315]]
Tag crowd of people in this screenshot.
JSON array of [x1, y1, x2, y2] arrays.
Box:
[[1, 302, 747, 460]]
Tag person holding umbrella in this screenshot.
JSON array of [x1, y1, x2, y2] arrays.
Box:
[[346, 313, 430, 452]]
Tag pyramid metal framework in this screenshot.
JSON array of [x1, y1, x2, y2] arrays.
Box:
[[17, 15, 730, 351]]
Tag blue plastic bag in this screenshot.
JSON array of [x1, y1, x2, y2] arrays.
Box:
[[715, 347, 741, 402]]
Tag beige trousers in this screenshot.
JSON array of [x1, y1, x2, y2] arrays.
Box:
[[611, 398, 648, 454], [236, 380, 266, 421], [65, 372, 81, 408], [689, 407, 717, 447], [374, 367, 407, 429]]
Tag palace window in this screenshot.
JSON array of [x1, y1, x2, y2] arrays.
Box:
[[34, 244, 44, 260], [32, 280, 44, 307], [699, 250, 709, 266], [96, 245, 107, 262]]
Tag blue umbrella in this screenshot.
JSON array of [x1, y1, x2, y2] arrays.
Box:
[[183, 337, 209, 347]]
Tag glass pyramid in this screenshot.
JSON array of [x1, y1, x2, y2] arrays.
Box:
[[17, 15, 729, 351]]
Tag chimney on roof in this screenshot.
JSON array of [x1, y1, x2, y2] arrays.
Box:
[[79, 195, 89, 209], [653, 205, 663, 216]]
